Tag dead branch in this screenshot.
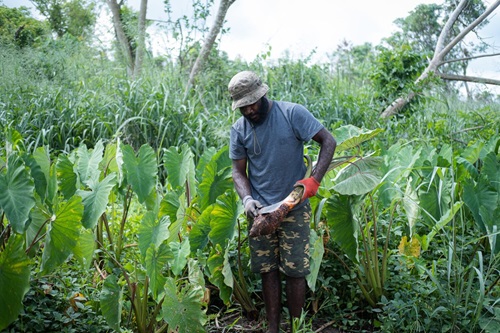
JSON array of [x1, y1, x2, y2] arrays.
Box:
[[380, 0, 500, 118], [440, 52, 500, 65], [438, 72, 500, 85]]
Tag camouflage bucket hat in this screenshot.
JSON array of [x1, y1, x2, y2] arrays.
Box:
[[228, 71, 269, 110]]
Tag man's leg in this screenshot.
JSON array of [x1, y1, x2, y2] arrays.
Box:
[[261, 270, 281, 333], [285, 275, 306, 318]]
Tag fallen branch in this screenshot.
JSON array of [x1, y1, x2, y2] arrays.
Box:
[[314, 320, 336, 332]]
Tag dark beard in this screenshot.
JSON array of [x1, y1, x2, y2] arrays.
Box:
[[244, 97, 269, 125]]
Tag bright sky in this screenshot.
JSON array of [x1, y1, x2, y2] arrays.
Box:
[[4, 0, 500, 88]]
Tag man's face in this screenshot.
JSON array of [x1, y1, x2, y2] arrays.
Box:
[[239, 97, 268, 124]]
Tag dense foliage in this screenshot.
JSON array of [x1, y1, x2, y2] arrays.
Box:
[[1, 2, 499, 333]]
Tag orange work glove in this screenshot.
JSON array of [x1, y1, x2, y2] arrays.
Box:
[[295, 176, 320, 201]]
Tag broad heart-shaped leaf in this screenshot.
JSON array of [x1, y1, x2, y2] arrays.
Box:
[[74, 229, 95, 269], [207, 245, 233, 305], [145, 242, 173, 299], [306, 229, 324, 292], [77, 173, 116, 229], [483, 151, 500, 193], [169, 238, 191, 276], [122, 144, 157, 203], [162, 277, 207, 333], [333, 156, 383, 196], [331, 125, 383, 153], [208, 190, 242, 247], [325, 194, 358, 263], [101, 142, 123, 186], [26, 205, 48, 257], [163, 144, 196, 196], [462, 178, 497, 234], [0, 155, 35, 233], [188, 258, 206, 292], [189, 205, 214, 253], [57, 154, 77, 199], [41, 195, 83, 275], [160, 190, 181, 223], [195, 147, 217, 181], [24, 147, 49, 202], [198, 157, 233, 211], [76, 140, 104, 187], [138, 212, 170, 258], [100, 274, 123, 332], [0, 234, 31, 330]]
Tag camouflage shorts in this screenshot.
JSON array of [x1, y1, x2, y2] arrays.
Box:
[[248, 203, 311, 277]]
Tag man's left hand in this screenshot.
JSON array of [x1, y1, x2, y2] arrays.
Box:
[[295, 176, 320, 201]]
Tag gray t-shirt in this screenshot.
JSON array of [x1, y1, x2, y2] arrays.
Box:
[[229, 100, 323, 207]]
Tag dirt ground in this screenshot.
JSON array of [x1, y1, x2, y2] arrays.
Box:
[[206, 311, 343, 332]]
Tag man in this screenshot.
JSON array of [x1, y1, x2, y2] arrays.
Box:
[[228, 70, 336, 332]]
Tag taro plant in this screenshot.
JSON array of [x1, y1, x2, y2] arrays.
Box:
[[307, 125, 389, 307], [380, 136, 500, 332], [0, 132, 219, 332]]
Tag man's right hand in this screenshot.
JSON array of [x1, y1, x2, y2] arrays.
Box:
[[243, 195, 262, 218]]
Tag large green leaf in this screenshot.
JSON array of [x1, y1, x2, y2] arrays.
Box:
[[188, 258, 205, 291], [198, 157, 232, 211], [145, 242, 173, 299], [195, 147, 216, 181], [77, 173, 116, 229], [483, 151, 500, 193], [100, 274, 123, 332], [74, 229, 95, 269], [306, 229, 325, 292], [41, 195, 83, 275], [169, 238, 191, 276], [189, 205, 213, 253], [403, 177, 419, 236], [26, 147, 49, 201], [122, 144, 157, 203], [208, 190, 241, 247], [0, 155, 35, 233], [56, 154, 77, 199], [163, 144, 196, 196], [101, 143, 123, 185], [463, 178, 497, 234], [207, 246, 233, 305], [0, 234, 31, 330], [162, 277, 207, 333], [325, 194, 358, 263], [333, 156, 383, 195], [160, 191, 181, 223], [419, 184, 441, 227], [138, 212, 170, 257], [76, 140, 104, 186], [25, 205, 47, 256], [332, 125, 383, 153]]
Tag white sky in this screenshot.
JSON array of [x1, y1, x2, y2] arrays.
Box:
[[4, 0, 500, 88]]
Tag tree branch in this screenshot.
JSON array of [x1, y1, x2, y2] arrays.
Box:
[[437, 72, 500, 86], [183, 0, 237, 99], [438, 0, 500, 60], [440, 52, 500, 65]]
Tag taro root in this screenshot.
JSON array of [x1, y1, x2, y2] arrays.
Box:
[[249, 185, 304, 237]]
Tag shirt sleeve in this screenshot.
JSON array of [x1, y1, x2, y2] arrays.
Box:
[[290, 104, 324, 142], [229, 125, 247, 160]]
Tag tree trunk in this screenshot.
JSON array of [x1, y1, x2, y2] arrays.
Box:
[[380, 0, 500, 118], [184, 0, 237, 99], [107, 0, 135, 76], [133, 0, 148, 79], [107, 0, 148, 78]]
